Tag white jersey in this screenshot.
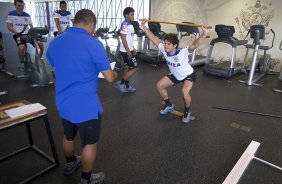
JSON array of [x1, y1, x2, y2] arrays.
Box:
[[119, 19, 135, 52], [6, 10, 32, 34], [53, 10, 73, 32], [158, 43, 194, 80]]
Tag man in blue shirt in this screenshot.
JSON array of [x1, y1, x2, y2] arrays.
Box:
[[47, 9, 116, 184]]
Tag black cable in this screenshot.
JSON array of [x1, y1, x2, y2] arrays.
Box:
[[212, 106, 282, 119]]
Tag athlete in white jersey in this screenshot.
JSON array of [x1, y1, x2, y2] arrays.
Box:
[[141, 19, 210, 123], [53, 1, 74, 36], [6, 0, 44, 64], [115, 7, 138, 93]]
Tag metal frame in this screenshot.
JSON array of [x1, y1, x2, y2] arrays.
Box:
[[26, 0, 150, 32], [0, 114, 59, 184], [223, 141, 282, 184]]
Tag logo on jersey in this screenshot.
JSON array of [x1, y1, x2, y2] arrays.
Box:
[[24, 18, 29, 22], [167, 61, 180, 67], [122, 24, 127, 32], [172, 56, 179, 62]]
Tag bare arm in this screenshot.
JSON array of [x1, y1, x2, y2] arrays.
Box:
[[188, 25, 210, 50], [141, 20, 160, 46], [7, 23, 18, 34], [54, 18, 62, 33], [101, 70, 117, 82]]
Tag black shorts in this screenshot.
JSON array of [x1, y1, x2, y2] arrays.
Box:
[[62, 114, 101, 147], [167, 71, 196, 84], [53, 31, 58, 37], [13, 34, 35, 47], [121, 51, 138, 69]]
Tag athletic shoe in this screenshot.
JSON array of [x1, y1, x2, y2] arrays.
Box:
[[80, 172, 105, 184], [182, 111, 191, 124], [115, 81, 126, 92], [124, 85, 136, 93], [159, 104, 174, 115], [64, 155, 81, 176]]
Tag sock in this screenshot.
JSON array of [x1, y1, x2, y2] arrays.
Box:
[[81, 172, 91, 181], [164, 99, 172, 107], [124, 80, 129, 88], [66, 154, 76, 163], [120, 78, 126, 84], [184, 107, 190, 118]]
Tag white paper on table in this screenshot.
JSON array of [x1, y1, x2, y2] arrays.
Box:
[[4, 103, 47, 118], [98, 62, 116, 78]]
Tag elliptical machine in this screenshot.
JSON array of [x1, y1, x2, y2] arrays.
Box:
[[239, 25, 275, 86], [272, 41, 282, 93], [0, 31, 14, 77], [176, 22, 206, 67], [95, 27, 124, 71], [15, 26, 53, 87], [139, 22, 166, 65]]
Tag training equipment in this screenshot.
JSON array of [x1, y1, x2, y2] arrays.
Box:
[[139, 19, 212, 29], [176, 22, 206, 67], [272, 41, 282, 93], [139, 22, 166, 65], [223, 140, 282, 184], [160, 102, 195, 120], [168, 110, 196, 120], [0, 31, 14, 77], [204, 25, 247, 78], [213, 106, 282, 119], [95, 27, 124, 71], [131, 21, 146, 58], [239, 25, 275, 86], [14, 27, 53, 87]]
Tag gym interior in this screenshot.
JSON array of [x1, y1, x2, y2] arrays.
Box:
[[0, 0, 281, 183]]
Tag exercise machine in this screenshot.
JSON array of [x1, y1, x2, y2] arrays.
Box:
[[15, 27, 53, 87], [95, 27, 124, 71], [131, 21, 146, 58], [272, 41, 282, 93], [239, 25, 275, 86], [203, 25, 247, 78], [176, 22, 206, 67], [0, 31, 14, 77], [139, 22, 166, 65], [223, 140, 282, 184]]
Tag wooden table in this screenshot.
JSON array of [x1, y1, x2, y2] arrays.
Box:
[[0, 100, 59, 184]]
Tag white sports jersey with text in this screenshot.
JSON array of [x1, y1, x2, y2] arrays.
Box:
[[53, 10, 73, 32], [6, 10, 32, 34], [158, 43, 194, 80], [119, 19, 135, 52]]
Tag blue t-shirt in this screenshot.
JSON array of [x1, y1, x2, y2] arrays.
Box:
[[47, 27, 110, 123]]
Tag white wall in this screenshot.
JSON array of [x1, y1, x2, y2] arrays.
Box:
[[151, 0, 282, 71]]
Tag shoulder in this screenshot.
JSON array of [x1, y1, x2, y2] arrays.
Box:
[[7, 10, 17, 16], [22, 12, 31, 17], [66, 11, 72, 15]]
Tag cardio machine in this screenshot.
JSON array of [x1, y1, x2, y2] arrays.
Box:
[[272, 41, 282, 93], [239, 25, 275, 86], [95, 27, 124, 71], [15, 26, 53, 87], [131, 21, 146, 59], [139, 22, 166, 65], [0, 31, 14, 77], [176, 22, 206, 67], [204, 25, 247, 78]]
